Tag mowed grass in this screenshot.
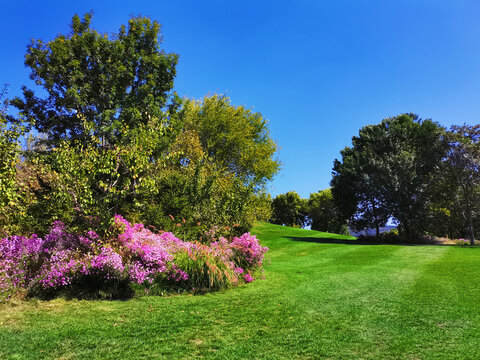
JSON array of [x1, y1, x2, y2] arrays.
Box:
[[1, 223, 479, 360]]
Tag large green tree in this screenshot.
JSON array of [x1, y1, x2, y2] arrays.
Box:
[[178, 95, 279, 189], [332, 114, 447, 239], [144, 95, 280, 237], [6, 14, 280, 238], [6, 13, 179, 233], [11, 12, 178, 146], [331, 132, 389, 237]]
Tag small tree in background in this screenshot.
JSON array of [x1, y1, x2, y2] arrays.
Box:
[[307, 189, 348, 234], [270, 191, 308, 228]]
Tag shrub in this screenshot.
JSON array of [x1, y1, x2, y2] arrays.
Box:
[[0, 215, 268, 301], [454, 238, 480, 246]]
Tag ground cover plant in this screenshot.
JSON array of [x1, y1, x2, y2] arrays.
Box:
[[1, 223, 479, 359], [0, 216, 267, 302]]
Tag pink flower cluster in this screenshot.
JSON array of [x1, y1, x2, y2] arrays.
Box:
[[231, 232, 269, 266], [0, 215, 268, 301], [112, 215, 191, 284], [0, 234, 44, 300]]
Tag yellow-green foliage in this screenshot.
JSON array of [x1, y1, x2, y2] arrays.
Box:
[[173, 244, 237, 291], [0, 108, 26, 235]]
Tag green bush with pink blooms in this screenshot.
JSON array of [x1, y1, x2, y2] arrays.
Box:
[[0, 14, 276, 303], [0, 215, 268, 301]]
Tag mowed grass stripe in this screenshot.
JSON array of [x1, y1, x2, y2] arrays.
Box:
[[378, 246, 480, 359], [255, 227, 449, 359], [0, 223, 479, 359]]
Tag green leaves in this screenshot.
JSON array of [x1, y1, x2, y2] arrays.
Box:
[[179, 95, 280, 189], [0, 89, 27, 234], [332, 114, 447, 238], [27, 114, 170, 233], [270, 191, 308, 228], [439, 125, 480, 242], [12, 12, 178, 147], [4, 15, 279, 239], [307, 188, 347, 234]]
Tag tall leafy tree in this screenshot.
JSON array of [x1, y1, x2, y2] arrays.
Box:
[[144, 95, 280, 236], [178, 95, 280, 190], [331, 124, 390, 236], [6, 13, 179, 232], [5, 14, 280, 238], [331, 159, 388, 237], [332, 114, 447, 239], [11, 12, 178, 146]]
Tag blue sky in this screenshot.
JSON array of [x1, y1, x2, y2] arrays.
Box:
[[2, 0, 480, 198]]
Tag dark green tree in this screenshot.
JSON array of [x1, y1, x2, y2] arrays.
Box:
[[331, 125, 390, 237], [332, 114, 447, 239], [270, 191, 308, 228], [11, 12, 178, 146]]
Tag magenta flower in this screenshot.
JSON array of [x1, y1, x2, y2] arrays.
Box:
[[243, 273, 253, 283], [1, 215, 268, 300]]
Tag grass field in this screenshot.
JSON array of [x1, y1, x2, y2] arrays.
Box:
[[1, 223, 479, 359]]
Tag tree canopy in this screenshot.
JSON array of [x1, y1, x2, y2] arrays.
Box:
[[307, 188, 347, 234], [441, 124, 480, 244], [0, 87, 25, 234], [178, 95, 279, 189], [331, 114, 447, 238], [11, 12, 178, 146], [270, 191, 308, 228], [2, 13, 279, 239]]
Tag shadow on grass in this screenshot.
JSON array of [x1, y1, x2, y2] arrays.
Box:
[[286, 236, 385, 246], [284, 236, 479, 247]]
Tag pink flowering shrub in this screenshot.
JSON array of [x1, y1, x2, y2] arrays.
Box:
[[0, 215, 268, 301], [228, 233, 269, 273]]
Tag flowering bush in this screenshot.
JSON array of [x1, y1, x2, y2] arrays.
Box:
[[0, 216, 268, 301], [454, 238, 479, 246]]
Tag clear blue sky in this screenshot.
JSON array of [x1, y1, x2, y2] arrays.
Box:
[[2, 0, 479, 198]]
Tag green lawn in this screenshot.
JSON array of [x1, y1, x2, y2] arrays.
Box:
[[1, 223, 479, 359]]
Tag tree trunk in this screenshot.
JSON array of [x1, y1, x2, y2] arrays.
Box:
[[467, 211, 475, 245], [372, 198, 380, 237]]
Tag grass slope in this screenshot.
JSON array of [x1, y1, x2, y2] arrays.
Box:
[[1, 223, 479, 359]]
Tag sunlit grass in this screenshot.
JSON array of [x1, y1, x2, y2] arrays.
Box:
[[1, 223, 479, 359]]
